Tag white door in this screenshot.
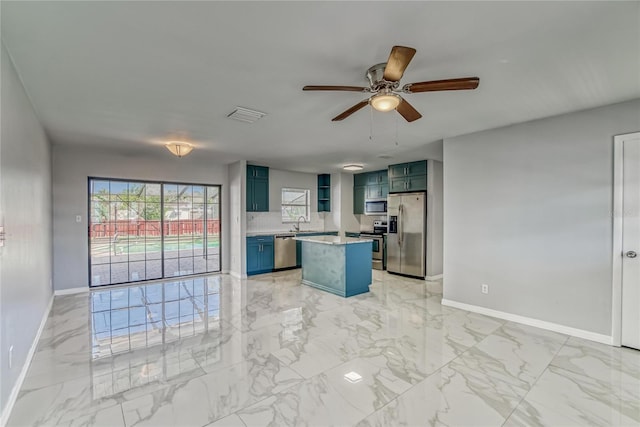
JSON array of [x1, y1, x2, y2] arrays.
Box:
[[622, 135, 640, 350]]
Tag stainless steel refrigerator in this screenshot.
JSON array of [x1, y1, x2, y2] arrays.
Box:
[[387, 192, 426, 278]]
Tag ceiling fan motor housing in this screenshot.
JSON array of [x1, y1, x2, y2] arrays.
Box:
[[366, 63, 399, 92]]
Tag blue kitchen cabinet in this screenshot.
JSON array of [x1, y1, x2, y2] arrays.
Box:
[[247, 165, 269, 212], [246, 235, 274, 275], [354, 169, 388, 213], [366, 183, 388, 199], [388, 160, 427, 193], [354, 173, 368, 187], [389, 174, 427, 193], [317, 174, 331, 212], [388, 160, 427, 179], [353, 186, 365, 214], [366, 170, 388, 185]]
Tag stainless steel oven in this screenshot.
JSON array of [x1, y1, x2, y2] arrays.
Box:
[[360, 233, 384, 270], [360, 220, 387, 270], [364, 198, 387, 216]]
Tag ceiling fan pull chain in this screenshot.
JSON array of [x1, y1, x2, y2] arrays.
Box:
[[369, 103, 373, 141]]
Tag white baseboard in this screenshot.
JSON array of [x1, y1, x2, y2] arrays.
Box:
[[441, 299, 613, 346], [54, 286, 89, 296], [1, 294, 54, 427], [426, 274, 443, 281]]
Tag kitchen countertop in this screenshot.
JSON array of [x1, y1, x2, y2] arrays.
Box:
[[294, 235, 373, 245], [246, 230, 338, 237]]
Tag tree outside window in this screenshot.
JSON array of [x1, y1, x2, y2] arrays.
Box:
[[281, 188, 310, 222]]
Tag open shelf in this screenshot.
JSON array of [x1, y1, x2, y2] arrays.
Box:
[[317, 174, 331, 212]]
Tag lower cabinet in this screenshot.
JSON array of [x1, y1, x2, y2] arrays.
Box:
[[246, 236, 274, 275]]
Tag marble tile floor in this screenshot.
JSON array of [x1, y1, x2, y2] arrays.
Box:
[[7, 270, 640, 427]]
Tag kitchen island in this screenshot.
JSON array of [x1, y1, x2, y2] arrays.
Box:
[[294, 235, 372, 297]]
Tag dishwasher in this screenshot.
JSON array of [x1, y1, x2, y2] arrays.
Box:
[[274, 233, 297, 269]]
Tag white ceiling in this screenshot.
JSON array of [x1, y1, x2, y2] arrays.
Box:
[[2, 1, 639, 173]]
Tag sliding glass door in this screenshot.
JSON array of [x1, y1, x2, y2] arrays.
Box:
[[89, 178, 220, 287]]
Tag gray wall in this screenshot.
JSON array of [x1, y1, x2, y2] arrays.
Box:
[[267, 168, 317, 213], [427, 159, 443, 277], [0, 44, 53, 416], [443, 99, 640, 335], [52, 144, 229, 291]]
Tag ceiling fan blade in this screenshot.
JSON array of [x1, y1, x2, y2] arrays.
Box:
[[396, 97, 422, 122], [332, 100, 370, 121], [383, 46, 417, 82], [303, 85, 369, 92], [403, 77, 480, 93]]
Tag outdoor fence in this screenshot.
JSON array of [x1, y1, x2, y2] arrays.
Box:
[[90, 220, 220, 238]]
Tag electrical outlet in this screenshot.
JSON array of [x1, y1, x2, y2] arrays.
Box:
[[9, 345, 13, 369], [481, 284, 489, 294]]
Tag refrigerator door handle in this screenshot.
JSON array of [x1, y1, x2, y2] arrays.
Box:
[[398, 204, 403, 246]]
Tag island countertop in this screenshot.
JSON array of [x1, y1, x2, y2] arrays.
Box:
[[294, 235, 372, 245], [246, 230, 339, 237]]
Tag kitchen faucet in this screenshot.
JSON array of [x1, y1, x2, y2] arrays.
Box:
[[293, 215, 306, 232]]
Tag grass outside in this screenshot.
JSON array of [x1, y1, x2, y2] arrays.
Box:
[[91, 236, 219, 257]]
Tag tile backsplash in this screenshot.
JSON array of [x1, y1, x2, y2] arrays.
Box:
[[246, 212, 327, 233], [358, 214, 386, 232], [246, 212, 386, 234]]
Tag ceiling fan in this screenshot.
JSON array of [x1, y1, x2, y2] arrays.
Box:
[[303, 46, 479, 123]]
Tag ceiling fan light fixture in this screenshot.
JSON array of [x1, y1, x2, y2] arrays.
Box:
[[165, 141, 194, 158], [370, 92, 401, 112], [343, 164, 364, 171]]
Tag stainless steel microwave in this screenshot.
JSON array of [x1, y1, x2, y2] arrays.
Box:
[[364, 198, 387, 215]]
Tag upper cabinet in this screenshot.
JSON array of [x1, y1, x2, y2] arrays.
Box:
[[354, 173, 368, 187], [365, 170, 388, 199], [388, 160, 427, 179], [353, 186, 365, 215], [247, 165, 269, 212], [353, 169, 388, 213], [366, 170, 388, 185], [317, 174, 331, 212], [388, 160, 427, 193]]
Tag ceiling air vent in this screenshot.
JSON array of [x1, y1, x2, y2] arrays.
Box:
[[227, 107, 267, 123]]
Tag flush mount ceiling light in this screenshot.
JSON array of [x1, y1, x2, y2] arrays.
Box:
[[370, 90, 401, 112], [165, 141, 194, 158], [343, 164, 364, 171]]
